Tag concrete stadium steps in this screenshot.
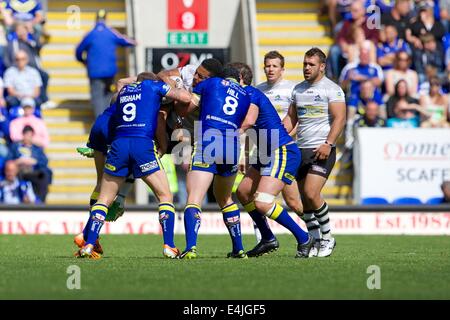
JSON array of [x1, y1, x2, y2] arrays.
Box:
[[41, 0, 128, 205], [255, 2, 331, 83]]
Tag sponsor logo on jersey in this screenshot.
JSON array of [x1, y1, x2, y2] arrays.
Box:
[[314, 95, 323, 102], [311, 165, 327, 175], [284, 172, 295, 182], [140, 161, 159, 173], [221, 79, 230, 86], [193, 162, 210, 168], [105, 163, 116, 171], [274, 94, 282, 101], [162, 84, 171, 92]]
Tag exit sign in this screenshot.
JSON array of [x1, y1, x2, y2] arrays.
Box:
[[168, 31, 208, 45], [167, 0, 208, 45]]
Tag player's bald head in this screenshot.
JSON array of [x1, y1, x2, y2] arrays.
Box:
[[137, 72, 158, 82]]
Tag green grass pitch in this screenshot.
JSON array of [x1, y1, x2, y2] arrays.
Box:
[[0, 234, 449, 299]]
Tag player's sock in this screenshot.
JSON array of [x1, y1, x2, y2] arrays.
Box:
[[302, 210, 321, 241], [314, 202, 332, 239], [184, 204, 202, 250], [83, 191, 99, 240], [159, 202, 176, 248], [221, 203, 244, 253], [266, 203, 309, 244], [244, 201, 276, 241], [86, 204, 108, 246]]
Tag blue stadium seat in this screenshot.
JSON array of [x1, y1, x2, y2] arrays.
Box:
[[361, 197, 389, 205], [425, 197, 444, 205], [392, 197, 423, 205]]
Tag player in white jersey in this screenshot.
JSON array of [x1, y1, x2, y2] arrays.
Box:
[[283, 48, 347, 257], [251, 51, 321, 252]]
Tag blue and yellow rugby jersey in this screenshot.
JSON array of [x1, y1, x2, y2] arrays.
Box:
[[114, 80, 171, 140], [245, 85, 293, 150], [193, 77, 251, 137]]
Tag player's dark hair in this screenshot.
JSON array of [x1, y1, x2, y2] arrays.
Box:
[[221, 66, 241, 82], [305, 47, 327, 64], [226, 62, 253, 85], [201, 58, 223, 77], [264, 50, 285, 68], [137, 72, 158, 82]]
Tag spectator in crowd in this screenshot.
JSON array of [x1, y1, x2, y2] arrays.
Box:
[[413, 33, 446, 83], [381, 0, 413, 39], [386, 98, 428, 127], [441, 180, 450, 203], [345, 100, 386, 150], [340, 46, 384, 100], [440, 0, 450, 32], [9, 98, 49, 148], [0, 159, 36, 204], [8, 125, 51, 202], [0, 108, 10, 158], [347, 79, 385, 120], [329, 0, 380, 79], [419, 77, 450, 127], [2, 0, 45, 39], [354, 100, 387, 128], [326, 0, 353, 34], [347, 24, 377, 63], [385, 50, 419, 97], [406, 1, 445, 50], [419, 64, 443, 95], [386, 79, 420, 118], [4, 22, 51, 107], [4, 49, 42, 117], [76, 9, 136, 117], [377, 23, 411, 71]]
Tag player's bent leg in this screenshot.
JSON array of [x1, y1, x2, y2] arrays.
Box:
[[213, 175, 247, 258], [141, 169, 180, 258], [76, 173, 124, 259], [282, 180, 303, 216], [78, 150, 107, 246], [106, 176, 134, 222], [237, 167, 275, 246], [254, 176, 313, 258], [303, 173, 335, 257], [180, 170, 214, 259]]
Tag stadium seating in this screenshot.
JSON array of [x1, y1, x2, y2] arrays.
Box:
[[392, 197, 423, 205], [425, 197, 444, 205], [361, 197, 389, 205]]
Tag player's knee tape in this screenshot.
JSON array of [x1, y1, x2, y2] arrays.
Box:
[[254, 192, 275, 204]]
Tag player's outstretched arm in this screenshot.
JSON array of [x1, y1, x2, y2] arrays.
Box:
[[166, 87, 191, 105], [282, 102, 298, 133]]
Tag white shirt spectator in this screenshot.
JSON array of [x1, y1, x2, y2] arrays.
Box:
[[0, 178, 36, 204], [4, 65, 42, 97]]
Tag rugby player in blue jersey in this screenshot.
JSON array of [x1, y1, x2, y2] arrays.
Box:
[[75, 72, 191, 259], [231, 62, 314, 258], [177, 67, 251, 259], [74, 77, 139, 255]]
